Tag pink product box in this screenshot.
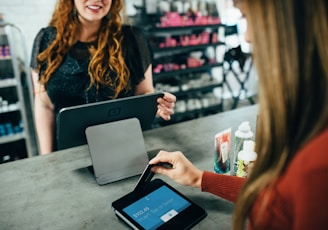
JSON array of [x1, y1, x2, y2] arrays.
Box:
[[181, 35, 196, 46], [179, 32, 210, 46], [200, 32, 210, 44], [180, 35, 190, 46], [158, 38, 178, 48], [207, 17, 221, 24], [165, 37, 178, 47], [182, 17, 194, 26], [154, 62, 186, 73], [158, 33, 211, 48], [194, 16, 208, 25], [189, 35, 200, 46], [153, 64, 163, 73], [211, 33, 218, 43], [163, 63, 180, 72], [187, 57, 204, 68], [157, 11, 221, 28], [160, 12, 183, 27]]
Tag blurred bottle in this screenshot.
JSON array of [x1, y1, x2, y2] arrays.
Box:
[[232, 121, 253, 175], [236, 140, 257, 178]]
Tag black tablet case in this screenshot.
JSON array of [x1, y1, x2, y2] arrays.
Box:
[[57, 92, 163, 150], [112, 178, 207, 229]]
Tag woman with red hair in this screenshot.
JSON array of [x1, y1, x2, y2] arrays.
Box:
[[31, 0, 176, 155]]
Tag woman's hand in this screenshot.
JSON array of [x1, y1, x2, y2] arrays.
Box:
[[149, 150, 203, 188], [157, 92, 176, 120]]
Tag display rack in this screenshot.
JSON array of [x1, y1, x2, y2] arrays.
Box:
[[0, 21, 36, 163], [145, 20, 225, 126], [222, 24, 256, 110]]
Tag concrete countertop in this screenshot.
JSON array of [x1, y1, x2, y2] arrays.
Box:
[[0, 105, 258, 230]]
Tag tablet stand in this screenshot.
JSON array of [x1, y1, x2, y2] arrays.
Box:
[[85, 118, 149, 185]]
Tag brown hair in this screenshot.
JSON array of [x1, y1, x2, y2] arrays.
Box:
[[37, 0, 130, 98], [233, 0, 328, 229]]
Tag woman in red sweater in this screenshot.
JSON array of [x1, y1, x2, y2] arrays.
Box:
[[150, 0, 328, 229]]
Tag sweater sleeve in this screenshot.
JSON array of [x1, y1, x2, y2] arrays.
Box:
[[201, 171, 246, 203]]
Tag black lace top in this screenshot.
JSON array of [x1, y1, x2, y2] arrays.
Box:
[[30, 25, 152, 115]]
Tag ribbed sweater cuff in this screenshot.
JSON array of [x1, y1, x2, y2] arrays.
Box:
[[201, 171, 246, 203]]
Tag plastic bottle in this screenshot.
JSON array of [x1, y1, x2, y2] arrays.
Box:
[[232, 121, 253, 176], [236, 140, 257, 178]]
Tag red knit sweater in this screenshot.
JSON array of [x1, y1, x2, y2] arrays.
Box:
[[201, 127, 328, 229]]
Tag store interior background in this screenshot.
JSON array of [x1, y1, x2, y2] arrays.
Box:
[[0, 0, 258, 158]]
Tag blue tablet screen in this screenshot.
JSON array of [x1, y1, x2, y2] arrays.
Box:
[[123, 185, 191, 230]]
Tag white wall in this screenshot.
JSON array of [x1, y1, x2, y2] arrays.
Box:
[[0, 0, 144, 62], [0, 0, 57, 63]]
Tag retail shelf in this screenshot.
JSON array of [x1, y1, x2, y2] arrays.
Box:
[[148, 23, 222, 33], [153, 63, 223, 79], [151, 42, 225, 53], [0, 132, 26, 144], [137, 8, 225, 128], [173, 83, 223, 97], [0, 103, 20, 114], [0, 22, 37, 161], [0, 78, 17, 88]]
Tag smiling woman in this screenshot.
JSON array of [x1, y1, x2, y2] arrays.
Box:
[[74, 0, 112, 27], [30, 0, 176, 155]]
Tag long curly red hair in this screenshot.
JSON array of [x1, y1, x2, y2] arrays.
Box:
[[37, 0, 130, 98]]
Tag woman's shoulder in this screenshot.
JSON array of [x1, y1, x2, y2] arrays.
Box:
[[33, 26, 57, 50], [30, 26, 57, 68], [292, 127, 328, 172], [35, 26, 57, 42], [38, 26, 57, 34]]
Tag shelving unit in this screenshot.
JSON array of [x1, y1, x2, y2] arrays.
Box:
[[0, 21, 36, 163], [223, 24, 256, 110], [144, 20, 225, 126]]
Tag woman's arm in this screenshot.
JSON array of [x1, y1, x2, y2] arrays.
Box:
[[32, 69, 55, 155], [150, 150, 245, 203]]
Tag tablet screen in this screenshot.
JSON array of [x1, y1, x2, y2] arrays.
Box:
[[123, 185, 191, 230]]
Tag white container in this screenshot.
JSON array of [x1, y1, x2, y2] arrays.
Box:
[[236, 140, 257, 178], [232, 121, 253, 175]]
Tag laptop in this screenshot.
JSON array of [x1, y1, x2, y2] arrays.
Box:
[[85, 117, 149, 185], [56, 92, 164, 151]]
